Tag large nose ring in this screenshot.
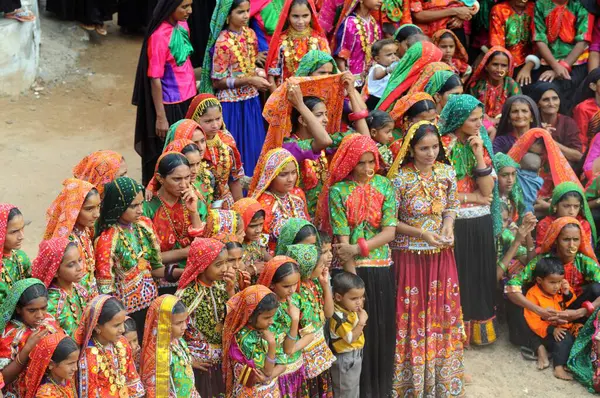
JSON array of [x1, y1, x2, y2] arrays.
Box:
[[366, 169, 375, 178]]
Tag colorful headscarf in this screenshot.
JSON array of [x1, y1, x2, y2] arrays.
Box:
[[407, 62, 453, 96], [389, 92, 435, 130], [549, 182, 597, 243], [467, 46, 515, 89], [44, 178, 96, 240], [377, 42, 443, 111], [165, 138, 196, 154], [31, 238, 72, 287], [261, 74, 345, 157], [275, 218, 319, 255], [163, 119, 204, 151], [0, 278, 45, 333], [257, 255, 299, 288], [24, 332, 71, 398], [249, 148, 300, 199], [140, 294, 180, 398], [539, 217, 597, 262], [493, 153, 526, 222], [432, 29, 469, 68], [74, 294, 112, 347], [0, 203, 17, 250], [425, 70, 457, 97], [232, 198, 264, 228], [285, 244, 319, 279], [146, 151, 185, 194], [72, 150, 124, 197], [315, 134, 380, 234], [295, 50, 339, 77], [178, 238, 226, 289], [387, 121, 442, 179], [204, 209, 241, 238], [97, 177, 144, 234], [185, 94, 224, 124], [222, 285, 275, 396]]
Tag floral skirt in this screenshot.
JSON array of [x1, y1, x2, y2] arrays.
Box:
[[391, 248, 466, 397], [306, 371, 333, 398], [302, 329, 336, 379], [278, 358, 307, 397]]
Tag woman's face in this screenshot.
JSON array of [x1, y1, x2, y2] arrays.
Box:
[[171, 311, 188, 340], [16, 297, 48, 329], [228, 1, 250, 29], [436, 86, 463, 109], [510, 101, 533, 131], [191, 129, 207, 157], [95, 310, 127, 344], [203, 250, 229, 283], [245, 215, 265, 242], [4, 214, 25, 252], [288, 3, 311, 32], [227, 247, 243, 271], [119, 191, 144, 225], [311, 62, 334, 77], [411, 132, 440, 167], [438, 37, 456, 62], [538, 90, 560, 116], [485, 53, 509, 83], [458, 106, 483, 136], [117, 158, 128, 178], [556, 195, 581, 218], [397, 40, 408, 57], [49, 349, 79, 382], [171, 0, 192, 22], [352, 152, 377, 181], [159, 165, 191, 198], [76, 192, 101, 230], [409, 109, 438, 125], [197, 106, 223, 137], [556, 225, 580, 261], [57, 245, 84, 284], [269, 161, 298, 195], [271, 272, 300, 300], [252, 308, 277, 330], [184, 151, 202, 182], [124, 331, 140, 357], [498, 166, 517, 195], [302, 101, 328, 128]]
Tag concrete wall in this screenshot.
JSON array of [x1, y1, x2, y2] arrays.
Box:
[[0, 0, 41, 96]]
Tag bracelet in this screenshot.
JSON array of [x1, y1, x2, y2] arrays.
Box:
[[473, 166, 493, 177], [188, 226, 204, 237], [558, 60, 572, 73], [525, 54, 541, 70], [357, 238, 369, 257], [226, 77, 236, 89], [266, 355, 276, 364], [250, 263, 258, 277], [165, 264, 177, 283], [582, 301, 595, 315], [442, 214, 455, 221], [15, 353, 25, 366], [286, 333, 299, 341], [348, 109, 369, 122], [496, 260, 507, 273]]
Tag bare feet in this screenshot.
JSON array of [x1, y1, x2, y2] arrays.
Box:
[[554, 365, 573, 380], [536, 345, 550, 370]]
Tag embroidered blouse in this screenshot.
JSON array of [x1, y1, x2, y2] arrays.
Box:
[[0, 249, 30, 303], [47, 283, 90, 338]]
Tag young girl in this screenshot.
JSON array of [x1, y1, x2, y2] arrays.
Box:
[[23, 333, 79, 398], [222, 285, 282, 397], [75, 295, 145, 397], [425, 71, 464, 113], [176, 238, 236, 397], [432, 29, 472, 82], [366, 110, 394, 172], [72, 150, 128, 197], [267, 0, 330, 85], [123, 317, 141, 369], [0, 204, 30, 303], [389, 93, 437, 140], [200, 0, 271, 176], [331, 0, 382, 87], [232, 198, 271, 281], [285, 244, 335, 396], [0, 279, 60, 397], [574, 68, 600, 151], [140, 295, 201, 397], [162, 119, 206, 150], [295, 50, 340, 77], [186, 94, 245, 206], [96, 177, 165, 342], [44, 178, 100, 296], [275, 217, 320, 255], [258, 256, 315, 395], [31, 238, 90, 338], [249, 148, 310, 252]]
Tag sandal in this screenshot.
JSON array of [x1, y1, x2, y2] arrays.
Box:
[[520, 346, 537, 361], [95, 24, 107, 36], [80, 24, 95, 31], [5, 9, 35, 22]]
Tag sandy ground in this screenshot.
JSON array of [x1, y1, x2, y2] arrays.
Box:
[[0, 14, 595, 398]]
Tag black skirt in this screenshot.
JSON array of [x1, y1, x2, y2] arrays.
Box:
[[117, 0, 157, 32], [0, 0, 20, 13], [46, 0, 115, 24], [356, 266, 396, 398], [188, 0, 216, 68]]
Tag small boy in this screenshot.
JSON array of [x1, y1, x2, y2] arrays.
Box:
[[524, 257, 576, 380], [330, 271, 367, 398], [517, 151, 544, 213], [366, 39, 399, 110]]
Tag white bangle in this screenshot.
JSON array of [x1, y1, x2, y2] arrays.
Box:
[[525, 55, 541, 70]]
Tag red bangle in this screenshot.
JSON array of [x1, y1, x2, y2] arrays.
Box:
[[348, 109, 369, 122], [582, 301, 595, 316], [188, 226, 204, 237], [558, 60, 572, 73], [357, 238, 369, 257]]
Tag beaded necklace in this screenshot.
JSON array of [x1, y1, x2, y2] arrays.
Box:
[[354, 14, 373, 69], [412, 164, 445, 214], [197, 161, 215, 201], [282, 28, 319, 74], [157, 193, 191, 248], [268, 191, 300, 220], [227, 27, 256, 76], [90, 338, 128, 397], [206, 135, 232, 197], [193, 282, 225, 334], [116, 223, 147, 262], [47, 377, 74, 398]]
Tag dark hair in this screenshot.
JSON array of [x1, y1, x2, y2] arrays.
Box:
[[395, 24, 421, 41], [272, 262, 300, 284], [371, 38, 396, 57], [18, 284, 48, 308], [97, 297, 125, 325], [486, 50, 509, 67], [51, 337, 79, 363], [318, 230, 332, 245], [173, 300, 187, 314], [496, 95, 541, 137], [7, 207, 22, 223], [406, 99, 436, 119], [366, 110, 393, 130], [381, 22, 396, 37], [249, 293, 279, 325], [84, 188, 100, 202], [576, 67, 600, 103], [291, 96, 325, 132], [293, 224, 318, 244], [558, 191, 583, 205], [226, 241, 244, 250], [124, 317, 137, 334], [158, 153, 190, 178], [403, 123, 449, 165], [181, 143, 201, 156], [64, 241, 78, 255], [250, 209, 266, 223], [332, 271, 365, 295], [290, 0, 309, 9], [407, 34, 431, 47], [439, 31, 455, 41], [533, 257, 565, 279], [439, 74, 462, 95], [229, 0, 249, 14]]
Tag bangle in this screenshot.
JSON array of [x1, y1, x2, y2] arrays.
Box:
[[357, 238, 369, 257], [473, 166, 493, 177], [525, 54, 541, 70], [188, 226, 204, 237], [496, 260, 507, 273], [249, 263, 258, 277], [463, 194, 467, 204], [226, 77, 236, 89], [582, 301, 595, 315], [164, 264, 177, 283], [286, 333, 299, 341], [443, 214, 455, 221], [558, 60, 572, 73], [266, 355, 276, 364], [15, 353, 25, 366], [348, 109, 369, 122]]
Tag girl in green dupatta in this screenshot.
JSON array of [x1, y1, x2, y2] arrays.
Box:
[[0, 204, 31, 305], [295, 50, 340, 77], [569, 307, 600, 392], [425, 71, 464, 114], [439, 93, 501, 346], [275, 218, 320, 255]]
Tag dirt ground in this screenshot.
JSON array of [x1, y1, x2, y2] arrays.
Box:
[[0, 15, 594, 398]]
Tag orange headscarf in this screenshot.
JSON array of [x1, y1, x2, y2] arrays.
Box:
[[145, 151, 186, 194], [72, 150, 123, 197], [232, 198, 264, 228], [24, 332, 72, 398], [539, 216, 597, 263], [185, 94, 224, 126], [257, 255, 299, 288], [406, 62, 453, 96], [248, 148, 300, 199], [389, 92, 435, 129], [44, 178, 96, 239]]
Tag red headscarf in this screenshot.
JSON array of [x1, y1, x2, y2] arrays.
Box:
[[185, 94, 223, 124], [44, 178, 96, 240], [31, 238, 72, 287], [232, 198, 264, 228], [178, 238, 226, 289], [0, 203, 17, 251], [467, 46, 515, 89], [539, 216, 597, 263], [257, 255, 299, 288], [315, 134, 380, 234], [389, 92, 435, 129], [72, 150, 124, 197], [431, 29, 469, 73], [222, 285, 275, 396], [24, 332, 72, 398]]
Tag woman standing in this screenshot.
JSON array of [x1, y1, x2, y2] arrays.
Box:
[[133, 0, 197, 185], [387, 121, 465, 396], [439, 94, 500, 346], [46, 0, 112, 35], [492, 95, 541, 152]]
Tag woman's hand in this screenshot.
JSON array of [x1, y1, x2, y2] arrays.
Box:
[[552, 63, 571, 80], [255, 51, 267, 68], [261, 329, 276, 346], [440, 223, 455, 246], [474, 191, 493, 206], [287, 84, 304, 109], [341, 72, 356, 91], [447, 17, 463, 30], [317, 266, 330, 287], [192, 359, 211, 371], [156, 116, 169, 139], [249, 76, 273, 91], [333, 242, 359, 262], [454, 7, 474, 20], [223, 268, 237, 296], [145, 189, 154, 202], [422, 231, 444, 247], [286, 298, 300, 322], [539, 69, 557, 82], [516, 68, 532, 86], [467, 135, 485, 159], [23, 329, 49, 354], [182, 186, 198, 214]]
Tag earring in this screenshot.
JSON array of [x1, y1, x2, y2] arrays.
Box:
[[226, 17, 230, 25]]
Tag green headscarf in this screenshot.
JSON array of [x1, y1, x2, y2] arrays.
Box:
[[169, 24, 194, 66], [425, 70, 456, 97], [0, 278, 45, 333], [163, 120, 186, 150], [376, 42, 424, 110], [568, 307, 600, 392], [550, 182, 597, 243], [439, 94, 502, 236], [275, 218, 320, 255], [285, 244, 319, 279], [493, 153, 526, 222], [295, 50, 339, 77], [97, 177, 144, 234], [199, 0, 234, 94]]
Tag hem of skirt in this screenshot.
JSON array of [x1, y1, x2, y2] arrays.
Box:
[[466, 316, 499, 346]]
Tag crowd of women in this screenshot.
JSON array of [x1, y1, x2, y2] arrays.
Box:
[[7, 0, 600, 396]]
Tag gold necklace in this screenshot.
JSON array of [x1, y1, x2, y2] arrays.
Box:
[[413, 164, 445, 214], [283, 28, 319, 74], [91, 338, 128, 397], [355, 15, 373, 69], [157, 193, 191, 247], [227, 27, 256, 76]]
